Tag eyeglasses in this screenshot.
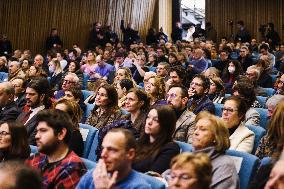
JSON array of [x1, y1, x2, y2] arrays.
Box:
[[245, 72, 254, 77], [221, 107, 238, 113], [0, 131, 10, 137], [279, 80, 284, 86], [63, 80, 75, 84], [190, 82, 203, 87]]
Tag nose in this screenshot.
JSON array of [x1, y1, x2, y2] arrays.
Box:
[[101, 148, 107, 158]]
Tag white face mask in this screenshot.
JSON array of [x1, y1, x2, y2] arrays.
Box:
[[228, 66, 235, 73]]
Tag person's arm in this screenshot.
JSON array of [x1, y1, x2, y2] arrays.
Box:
[[235, 132, 255, 153]]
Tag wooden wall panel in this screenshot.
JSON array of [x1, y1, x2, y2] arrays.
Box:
[[0, 0, 157, 54], [206, 0, 284, 43]]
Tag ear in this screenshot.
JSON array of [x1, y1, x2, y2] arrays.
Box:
[[39, 94, 45, 102], [126, 148, 136, 160], [181, 97, 189, 106], [57, 128, 67, 141], [122, 87, 127, 94]]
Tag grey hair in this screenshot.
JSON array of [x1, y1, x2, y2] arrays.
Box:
[[247, 65, 260, 80], [266, 95, 284, 108], [0, 82, 15, 95], [66, 73, 79, 83]]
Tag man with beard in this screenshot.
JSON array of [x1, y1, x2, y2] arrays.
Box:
[[167, 84, 196, 143], [77, 128, 151, 189], [17, 78, 51, 145], [26, 109, 86, 189], [187, 74, 215, 114]]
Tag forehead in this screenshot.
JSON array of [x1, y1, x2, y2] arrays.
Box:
[[224, 100, 238, 108], [168, 87, 181, 95], [37, 121, 52, 130], [26, 87, 37, 94], [65, 75, 73, 80], [11, 79, 23, 85], [196, 118, 212, 128], [126, 92, 138, 99], [192, 77, 203, 84], [102, 132, 126, 149], [98, 87, 107, 94], [117, 69, 125, 74], [148, 108, 158, 117], [0, 123, 9, 131]]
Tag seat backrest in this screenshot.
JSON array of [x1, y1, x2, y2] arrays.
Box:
[[87, 130, 99, 161], [83, 103, 95, 121], [254, 108, 269, 129], [270, 74, 277, 84], [263, 88, 275, 96], [140, 173, 166, 189], [226, 150, 260, 189], [214, 103, 223, 117], [30, 145, 38, 154], [256, 96, 267, 108], [246, 125, 266, 154], [175, 141, 193, 152], [0, 72, 8, 82], [82, 73, 90, 90], [81, 157, 97, 170], [82, 90, 94, 101], [79, 123, 98, 158]]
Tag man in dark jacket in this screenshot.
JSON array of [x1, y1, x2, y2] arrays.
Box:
[[0, 82, 21, 122], [171, 22, 183, 43], [120, 20, 140, 47]]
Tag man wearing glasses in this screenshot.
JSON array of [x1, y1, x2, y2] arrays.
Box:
[[187, 75, 215, 114], [54, 73, 79, 99]]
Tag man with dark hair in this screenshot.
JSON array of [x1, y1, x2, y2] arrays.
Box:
[[156, 47, 168, 63], [0, 161, 42, 189], [259, 43, 276, 68], [0, 82, 21, 121], [26, 109, 86, 189], [171, 22, 183, 43], [77, 128, 151, 189], [10, 76, 27, 108], [213, 50, 230, 73], [235, 20, 251, 43], [167, 84, 196, 143], [265, 22, 281, 50], [45, 28, 63, 51], [16, 78, 51, 145], [187, 74, 215, 114]]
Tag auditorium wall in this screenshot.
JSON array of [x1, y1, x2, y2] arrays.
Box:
[[206, 0, 284, 43], [0, 0, 156, 53]]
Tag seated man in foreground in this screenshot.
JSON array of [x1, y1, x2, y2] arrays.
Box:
[[76, 128, 151, 189], [26, 109, 87, 189]]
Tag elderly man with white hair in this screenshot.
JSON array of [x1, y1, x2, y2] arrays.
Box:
[[246, 65, 267, 96], [54, 73, 80, 99], [8, 60, 25, 81]]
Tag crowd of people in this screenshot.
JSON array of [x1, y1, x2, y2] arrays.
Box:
[[0, 19, 283, 189]]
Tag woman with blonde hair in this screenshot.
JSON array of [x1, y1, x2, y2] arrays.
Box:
[[48, 58, 63, 92], [53, 98, 84, 156], [168, 153, 212, 189], [81, 51, 97, 77], [192, 111, 239, 189], [255, 101, 284, 159], [145, 76, 167, 106]]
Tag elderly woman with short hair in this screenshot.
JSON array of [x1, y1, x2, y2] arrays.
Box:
[[192, 111, 239, 189]]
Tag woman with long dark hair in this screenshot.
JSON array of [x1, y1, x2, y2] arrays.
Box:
[[133, 105, 180, 174]]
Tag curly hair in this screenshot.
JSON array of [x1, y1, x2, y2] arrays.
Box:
[[147, 76, 166, 102]]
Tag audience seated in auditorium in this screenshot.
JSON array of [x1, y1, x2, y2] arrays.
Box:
[[26, 109, 86, 188], [85, 84, 122, 129], [222, 96, 255, 153], [167, 84, 196, 143], [192, 111, 239, 189], [16, 78, 51, 145], [255, 101, 284, 159], [187, 74, 215, 114], [167, 152, 212, 189], [77, 128, 151, 189], [56, 52, 68, 70], [0, 82, 21, 122], [0, 121, 30, 162], [0, 161, 42, 189], [91, 54, 114, 81], [133, 105, 180, 174]]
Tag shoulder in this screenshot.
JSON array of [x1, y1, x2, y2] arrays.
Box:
[[161, 142, 181, 152], [76, 169, 94, 189], [118, 170, 151, 189]]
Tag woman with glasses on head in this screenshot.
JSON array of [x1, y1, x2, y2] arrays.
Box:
[[192, 111, 239, 188], [0, 121, 30, 162], [53, 99, 84, 156], [85, 84, 122, 129], [167, 153, 212, 189], [144, 76, 167, 107], [133, 105, 180, 174], [221, 96, 255, 153]]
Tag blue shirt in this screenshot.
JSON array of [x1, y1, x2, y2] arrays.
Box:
[[95, 63, 114, 78], [76, 169, 151, 189]]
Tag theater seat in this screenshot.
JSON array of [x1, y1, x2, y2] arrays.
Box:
[[140, 173, 166, 189], [0, 72, 8, 82], [175, 141, 193, 152], [79, 123, 98, 158], [246, 125, 266, 154], [262, 88, 275, 96], [226, 150, 260, 189], [256, 96, 267, 108], [82, 73, 90, 90], [81, 157, 97, 170], [214, 103, 224, 117]]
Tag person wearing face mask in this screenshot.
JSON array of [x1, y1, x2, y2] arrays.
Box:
[[222, 60, 243, 93], [48, 58, 63, 92]]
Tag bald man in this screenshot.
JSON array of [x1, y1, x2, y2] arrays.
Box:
[[0, 82, 21, 121]]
